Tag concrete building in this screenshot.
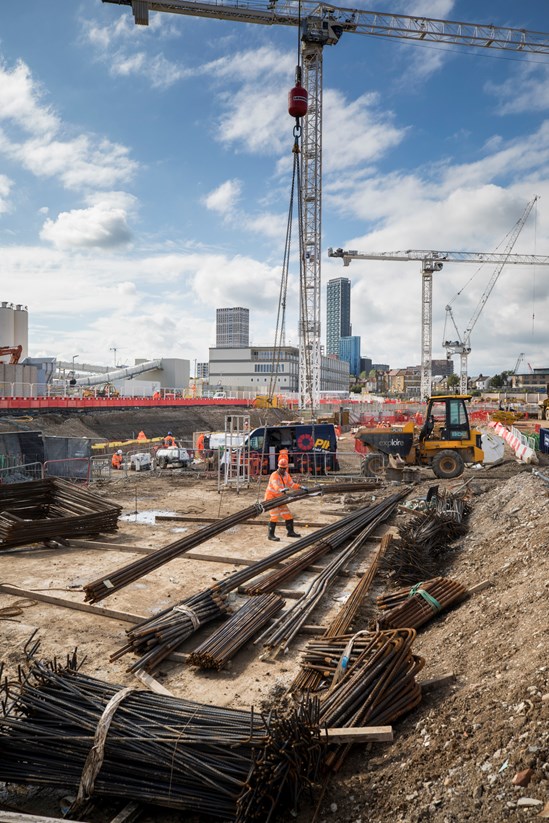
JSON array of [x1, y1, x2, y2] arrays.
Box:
[[326, 278, 351, 356], [216, 307, 249, 348], [208, 346, 349, 394], [339, 335, 361, 376], [432, 358, 454, 378], [196, 362, 209, 380], [511, 368, 549, 391]]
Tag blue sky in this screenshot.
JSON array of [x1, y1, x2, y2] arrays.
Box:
[[1, 0, 549, 377]]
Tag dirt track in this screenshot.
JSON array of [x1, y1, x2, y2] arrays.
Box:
[[0, 423, 548, 822]]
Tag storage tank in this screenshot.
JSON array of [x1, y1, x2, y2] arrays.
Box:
[[14, 304, 29, 360], [0, 302, 15, 360]]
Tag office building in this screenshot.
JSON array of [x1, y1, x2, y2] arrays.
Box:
[[216, 307, 249, 348], [326, 278, 351, 356], [339, 335, 361, 376]]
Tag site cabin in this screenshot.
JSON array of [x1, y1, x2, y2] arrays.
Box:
[[355, 395, 485, 480], [246, 423, 339, 475]]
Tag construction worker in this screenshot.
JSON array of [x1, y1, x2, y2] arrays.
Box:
[[164, 431, 176, 447], [196, 432, 205, 457], [137, 430, 147, 441], [112, 449, 123, 470], [264, 455, 306, 541]]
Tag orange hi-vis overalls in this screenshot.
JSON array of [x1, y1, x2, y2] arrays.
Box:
[[264, 469, 300, 523]]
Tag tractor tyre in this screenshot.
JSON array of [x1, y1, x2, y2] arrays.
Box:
[[158, 457, 167, 469], [431, 450, 464, 479], [361, 452, 387, 477]]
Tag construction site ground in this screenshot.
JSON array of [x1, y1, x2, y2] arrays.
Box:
[[0, 412, 548, 823]]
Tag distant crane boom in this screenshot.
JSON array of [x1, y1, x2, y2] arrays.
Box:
[[103, 0, 549, 409], [441, 196, 538, 393], [328, 244, 549, 399]]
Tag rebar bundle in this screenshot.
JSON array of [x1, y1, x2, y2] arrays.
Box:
[[256, 491, 408, 658], [303, 629, 424, 771], [110, 589, 230, 673], [0, 660, 322, 822], [376, 577, 468, 630], [114, 494, 404, 672], [291, 534, 390, 693], [83, 482, 379, 603], [380, 490, 471, 584], [0, 478, 121, 550], [189, 594, 284, 670]]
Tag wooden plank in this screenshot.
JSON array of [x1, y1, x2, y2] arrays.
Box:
[[0, 584, 145, 625], [323, 726, 393, 743], [134, 670, 174, 696], [467, 579, 493, 595], [419, 672, 455, 689]]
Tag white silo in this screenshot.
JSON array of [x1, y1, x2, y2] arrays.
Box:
[[14, 304, 29, 359], [0, 302, 15, 358]]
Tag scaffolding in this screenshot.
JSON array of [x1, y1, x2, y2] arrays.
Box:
[[217, 415, 251, 494]]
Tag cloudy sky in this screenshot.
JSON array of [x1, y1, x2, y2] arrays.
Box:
[[1, 0, 549, 377]]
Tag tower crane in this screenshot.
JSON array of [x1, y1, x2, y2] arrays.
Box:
[[328, 246, 549, 400], [442, 196, 538, 394], [102, 0, 549, 410]]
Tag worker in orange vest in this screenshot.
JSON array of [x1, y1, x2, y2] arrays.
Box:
[[164, 432, 176, 447], [264, 455, 306, 541], [196, 432, 205, 457], [112, 450, 123, 470], [136, 430, 147, 441]]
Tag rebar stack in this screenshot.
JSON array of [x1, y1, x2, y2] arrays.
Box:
[[0, 478, 121, 550], [83, 482, 379, 603], [0, 660, 322, 822], [376, 577, 468, 630], [189, 594, 285, 670], [380, 490, 471, 584], [110, 589, 230, 673], [301, 629, 424, 771], [114, 493, 405, 672], [292, 534, 389, 693]]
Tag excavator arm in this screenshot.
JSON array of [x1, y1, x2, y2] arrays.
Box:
[[0, 345, 23, 364]]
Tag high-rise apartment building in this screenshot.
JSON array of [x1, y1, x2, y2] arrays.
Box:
[[216, 307, 249, 348], [326, 278, 351, 356]]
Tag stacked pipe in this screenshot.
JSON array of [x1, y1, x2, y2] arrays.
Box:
[[255, 491, 408, 658], [83, 482, 379, 603], [0, 660, 322, 822], [188, 593, 284, 670], [376, 577, 468, 630], [110, 589, 230, 673], [305, 629, 424, 771], [113, 496, 398, 672], [380, 490, 470, 584], [291, 533, 391, 693], [0, 478, 121, 550]]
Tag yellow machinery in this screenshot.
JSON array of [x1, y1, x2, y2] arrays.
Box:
[[538, 383, 549, 421], [356, 395, 484, 479], [253, 395, 281, 409]]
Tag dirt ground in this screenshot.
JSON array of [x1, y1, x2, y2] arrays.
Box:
[[0, 424, 548, 822]]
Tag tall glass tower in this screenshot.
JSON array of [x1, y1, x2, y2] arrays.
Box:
[[326, 278, 351, 356]]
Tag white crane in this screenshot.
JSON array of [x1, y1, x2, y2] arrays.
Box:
[[328, 246, 549, 400], [102, 0, 549, 410], [442, 196, 538, 394]]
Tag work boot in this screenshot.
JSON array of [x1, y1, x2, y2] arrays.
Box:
[[285, 519, 301, 538], [268, 522, 280, 542]]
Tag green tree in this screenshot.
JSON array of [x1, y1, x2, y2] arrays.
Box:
[[447, 373, 460, 390]]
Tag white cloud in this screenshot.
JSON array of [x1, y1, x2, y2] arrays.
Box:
[[0, 174, 12, 214], [0, 60, 59, 136], [487, 64, 549, 115], [203, 179, 242, 215], [40, 193, 136, 249]]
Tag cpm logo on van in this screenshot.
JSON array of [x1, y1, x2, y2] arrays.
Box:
[[314, 438, 331, 451]]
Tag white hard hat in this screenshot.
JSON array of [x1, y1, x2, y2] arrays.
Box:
[[117, 449, 123, 454]]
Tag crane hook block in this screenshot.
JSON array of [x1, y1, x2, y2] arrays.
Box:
[[288, 82, 308, 118]]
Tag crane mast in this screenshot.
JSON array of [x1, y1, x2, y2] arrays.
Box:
[[328, 246, 549, 400], [102, 0, 549, 410], [443, 196, 538, 394]]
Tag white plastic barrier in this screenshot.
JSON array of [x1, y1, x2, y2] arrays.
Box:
[[488, 421, 538, 464]]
